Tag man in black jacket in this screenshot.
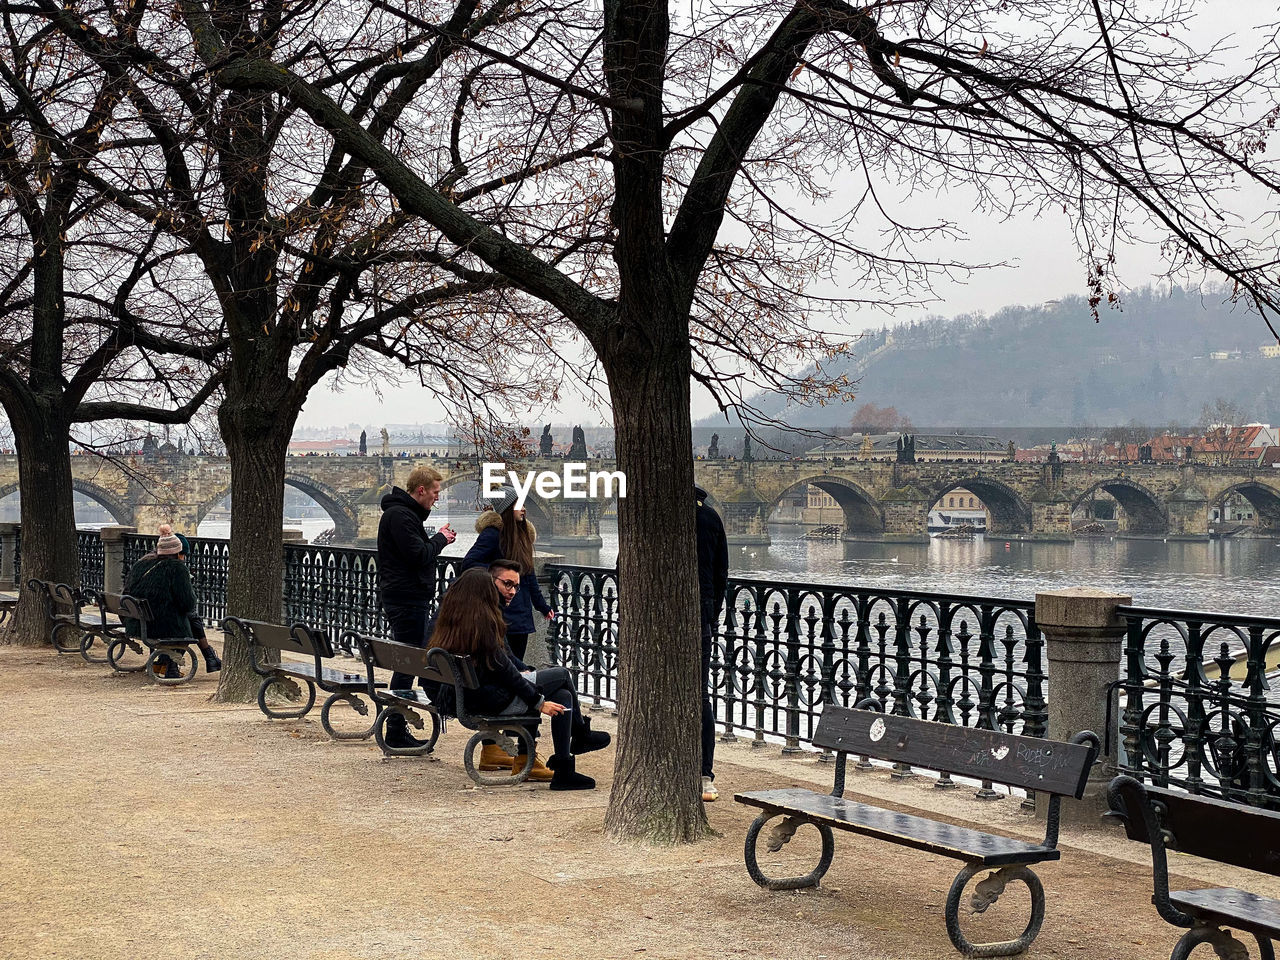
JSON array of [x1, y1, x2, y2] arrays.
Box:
[[695, 484, 729, 802], [378, 465, 456, 746]]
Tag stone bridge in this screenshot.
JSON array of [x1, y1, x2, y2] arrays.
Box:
[[1, 453, 1277, 545]]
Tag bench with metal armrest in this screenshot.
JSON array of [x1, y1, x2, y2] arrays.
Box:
[[1107, 774, 1280, 960], [349, 632, 544, 786], [221, 617, 386, 740], [736, 703, 1099, 958]]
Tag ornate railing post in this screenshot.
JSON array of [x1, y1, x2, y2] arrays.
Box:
[[1035, 588, 1130, 822], [0, 522, 19, 588], [98, 526, 137, 595]]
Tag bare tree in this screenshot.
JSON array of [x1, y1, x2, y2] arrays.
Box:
[[25, 0, 577, 695], [1200, 397, 1253, 465], [34, 0, 1280, 841], [0, 26, 224, 642]]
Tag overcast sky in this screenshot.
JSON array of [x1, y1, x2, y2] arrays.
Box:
[[296, 1, 1280, 434]]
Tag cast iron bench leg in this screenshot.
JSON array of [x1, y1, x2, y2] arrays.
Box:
[[257, 675, 317, 719], [743, 812, 835, 891], [319, 691, 377, 740], [463, 726, 536, 786], [1171, 925, 1274, 960], [149, 645, 198, 686], [106, 636, 149, 673], [79, 628, 110, 664], [373, 706, 441, 756], [51, 621, 82, 655], [944, 863, 1045, 958]]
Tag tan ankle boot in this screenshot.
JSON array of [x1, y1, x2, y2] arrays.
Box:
[[479, 743, 515, 771], [512, 753, 554, 782]]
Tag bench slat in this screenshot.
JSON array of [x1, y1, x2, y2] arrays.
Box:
[[1171, 889, 1280, 935], [815, 707, 1093, 798], [735, 788, 1061, 866], [273, 662, 375, 687]]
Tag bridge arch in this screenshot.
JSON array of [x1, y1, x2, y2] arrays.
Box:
[[195, 476, 360, 542], [769, 476, 884, 537], [1210, 481, 1280, 532], [0, 480, 132, 526], [1072, 479, 1168, 536], [71, 480, 133, 526], [930, 477, 1032, 536]]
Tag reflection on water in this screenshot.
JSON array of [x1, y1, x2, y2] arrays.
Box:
[[553, 520, 1280, 618], [199, 515, 1280, 618]]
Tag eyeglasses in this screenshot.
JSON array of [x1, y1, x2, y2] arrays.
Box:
[[495, 578, 520, 591]]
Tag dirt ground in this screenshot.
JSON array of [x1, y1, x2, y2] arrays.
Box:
[[2, 640, 1277, 960]]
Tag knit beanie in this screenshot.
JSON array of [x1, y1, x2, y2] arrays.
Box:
[[487, 486, 520, 516], [155, 523, 182, 556]]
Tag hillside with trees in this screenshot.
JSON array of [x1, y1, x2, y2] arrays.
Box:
[[745, 287, 1280, 428]]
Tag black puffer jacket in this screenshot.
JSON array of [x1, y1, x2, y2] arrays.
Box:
[[696, 502, 729, 620], [123, 555, 199, 640], [377, 487, 449, 606], [432, 647, 544, 718]]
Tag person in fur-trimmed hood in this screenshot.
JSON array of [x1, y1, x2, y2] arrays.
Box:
[[459, 486, 554, 662]]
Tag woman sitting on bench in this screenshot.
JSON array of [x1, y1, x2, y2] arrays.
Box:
[[431, 568, 606, 791], [125, 525, 222, 678]]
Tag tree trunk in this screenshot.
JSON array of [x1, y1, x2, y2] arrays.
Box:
[[213, 382, 295, 700], [5, 400, 79, 645], [602, 327, 709, 843]]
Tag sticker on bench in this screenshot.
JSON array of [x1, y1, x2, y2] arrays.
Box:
[[869, 718, 886, 742]]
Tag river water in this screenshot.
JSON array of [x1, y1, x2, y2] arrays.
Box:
[[200, 515, 1280, 620]]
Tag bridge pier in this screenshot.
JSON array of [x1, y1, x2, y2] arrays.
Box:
[[1027, 497, 1074, 541], [541, 500, 603, 549], [1164, 482, 1211, 540], [881, 490, 930, 543], [133, 504, 201, 538], [720, 502, 771, 546]]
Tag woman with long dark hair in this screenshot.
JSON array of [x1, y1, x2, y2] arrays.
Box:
[[460, 486, 553, 661], [432, 568, 604, 790]]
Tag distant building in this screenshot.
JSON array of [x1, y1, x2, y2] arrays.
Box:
[[1260, 344, 1280, 359]]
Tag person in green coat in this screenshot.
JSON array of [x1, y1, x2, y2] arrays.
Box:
[[124, 525, 222, 677]]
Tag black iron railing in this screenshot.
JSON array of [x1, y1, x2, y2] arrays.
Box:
[[1118, 605, 1280, 808], [76, 530, 105, 594], [547, 564, 1047, 764]]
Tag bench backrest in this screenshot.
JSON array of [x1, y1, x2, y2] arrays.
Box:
[[363, 637, 480, 689], [97, 591, 153, 623], [235, 619, 334, 659], [1108, 775, 1280, 875], [27, 578, 80, 618], [815, 705, 1096, 798]]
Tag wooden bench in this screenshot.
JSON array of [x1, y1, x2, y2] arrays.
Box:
[[350, 632, 544, 786], [221, 617, 386, 740], [0, 589, 17, 627], [26, 578, 117, 661], [99, 591, 201, 685], [1107, 775, 1280, 960], [735, 704, 1099, 958]]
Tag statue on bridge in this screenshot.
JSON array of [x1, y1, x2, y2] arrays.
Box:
[[568, 425, 588, 460], [742, 434, 753, 461], [359, 430, 367, 456], [895, 434, 916, 464], [708, 433, 720, 459], [540, 424, 554, 457], [380, 427, 390, 457]]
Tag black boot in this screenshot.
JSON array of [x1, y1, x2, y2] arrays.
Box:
[[202, 648, 222, 673], [549, 755, 595, 791], [382, 710, 418, 749], [571, 716, 611, 755]]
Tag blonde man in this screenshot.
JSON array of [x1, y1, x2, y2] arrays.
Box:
[[376, 464, 456, 747]]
